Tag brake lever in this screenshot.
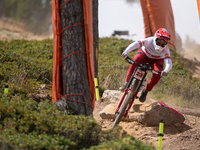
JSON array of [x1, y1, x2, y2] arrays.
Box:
[[152, 70, 162, 76], [127, 58, 135, 65]]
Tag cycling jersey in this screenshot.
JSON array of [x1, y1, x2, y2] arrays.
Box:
[[123, 36, 172, 73]]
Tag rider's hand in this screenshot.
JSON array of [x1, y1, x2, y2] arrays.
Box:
[[121, 51, 128, 58], [161, 71, 168, 76]]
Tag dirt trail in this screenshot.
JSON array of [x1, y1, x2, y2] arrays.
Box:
[[93, 95, 200, 150]]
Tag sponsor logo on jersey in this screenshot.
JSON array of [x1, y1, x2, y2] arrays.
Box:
[[165, 53, 169, 56]]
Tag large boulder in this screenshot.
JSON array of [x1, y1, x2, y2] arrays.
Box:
[[130, 101, 185, 125], [99, 90, 185, 126]]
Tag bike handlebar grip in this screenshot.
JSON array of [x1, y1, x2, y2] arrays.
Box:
[[157, 71, 161, 76]]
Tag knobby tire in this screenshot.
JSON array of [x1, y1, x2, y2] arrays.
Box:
[[112, 91, 133, 128], [112, 79, 139, 128]]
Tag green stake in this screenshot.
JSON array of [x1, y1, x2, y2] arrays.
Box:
[[158, 120, 165, 150], [94, 76, 100, 100], [4, 85, 9, 94]]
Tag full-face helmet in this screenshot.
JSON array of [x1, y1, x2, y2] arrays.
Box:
[[153, 28, 170, 52]]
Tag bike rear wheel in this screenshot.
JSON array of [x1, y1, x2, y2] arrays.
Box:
[[112, 79, 139, 128]]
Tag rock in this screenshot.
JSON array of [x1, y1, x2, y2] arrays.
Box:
[[101, 90, 123, 103], [99, 90, 185, 126], [99, 103, 117, 120], [133, 101, 185, 125], [99, 103, 134, 122]]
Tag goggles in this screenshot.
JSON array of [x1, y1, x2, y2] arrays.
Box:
[[156, 38, 168, 48]]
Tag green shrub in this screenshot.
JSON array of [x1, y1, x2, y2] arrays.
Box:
[[86, 136, 155, 150], [1, 38, 155, 149], [0, 94, 127, 149], [0, 39, 53, 87]]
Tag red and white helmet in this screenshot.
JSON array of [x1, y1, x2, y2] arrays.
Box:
[[153, 28, 170, 52], [155, 28, 170, 42]]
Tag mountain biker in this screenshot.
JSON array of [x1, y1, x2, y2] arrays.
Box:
[[119, 28, 172, 102]]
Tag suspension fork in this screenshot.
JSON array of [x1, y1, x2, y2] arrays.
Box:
[[124, 90, 137, 117], [115, 68, 139, 114], [114, 88, 137, 116], [123, 72, 148, 117], [115, 88, 130, 114]]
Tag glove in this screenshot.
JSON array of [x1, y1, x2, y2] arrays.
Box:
[[161, 71, 168, 76], [121, 51, 128, 57]]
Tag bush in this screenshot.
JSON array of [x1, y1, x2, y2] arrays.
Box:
[[0, 39, 156, 149], [0, 94, 125, 149], [87, 136, 155, 150], [0, 39, 53, 87]]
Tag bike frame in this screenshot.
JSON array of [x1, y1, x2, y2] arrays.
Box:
[[115, 67, 148, 117], [112, 56, 161, 128]]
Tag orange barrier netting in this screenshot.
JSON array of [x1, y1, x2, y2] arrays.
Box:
[[197, 0, 200, 22], [52, 0, 95, 110]]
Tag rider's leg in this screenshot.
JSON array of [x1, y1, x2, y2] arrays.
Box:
[[119, 49, 148, 91], [139, 59, 163, 102]]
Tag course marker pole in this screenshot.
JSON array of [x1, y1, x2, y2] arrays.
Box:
[[158, 119, 165, 150], [94, 76, 100, 100], [4, 85, 8, 94]]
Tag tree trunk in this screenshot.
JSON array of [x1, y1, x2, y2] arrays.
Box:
[[0, 0, 2, 18], [92, 0, 98, 77], [59, 0, 96, 115]]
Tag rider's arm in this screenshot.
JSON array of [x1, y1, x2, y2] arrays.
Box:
[[122, 41, 142, 56], [163, 58, 172, 73]]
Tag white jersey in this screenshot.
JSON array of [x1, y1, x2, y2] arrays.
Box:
[[124, 36, 172, 73]]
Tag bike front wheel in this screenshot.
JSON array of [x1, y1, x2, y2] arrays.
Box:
[[112, 79, 139, 128], [112, 90, 133, 128]]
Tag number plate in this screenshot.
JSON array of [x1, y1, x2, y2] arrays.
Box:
[[134, 69, 145, 80]]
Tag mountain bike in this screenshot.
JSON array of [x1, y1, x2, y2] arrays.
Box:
[[112, 56, 161, 128]]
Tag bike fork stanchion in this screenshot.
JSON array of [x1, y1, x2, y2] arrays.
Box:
[[158, 120, 165, 150], [115, 89, 129, 114], [124, 91, 137, 117], [94, 76, 100, 100]]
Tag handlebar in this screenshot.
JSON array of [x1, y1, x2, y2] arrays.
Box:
[[124, 56, 162, 76]]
